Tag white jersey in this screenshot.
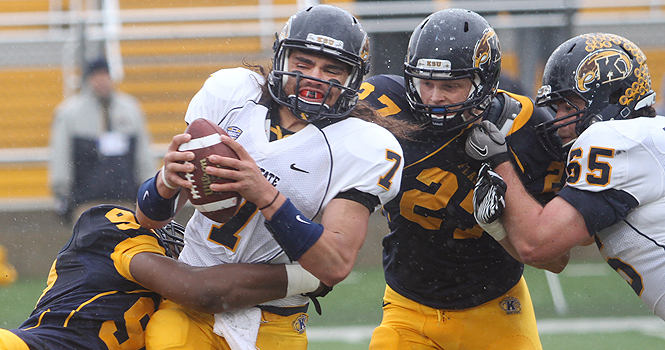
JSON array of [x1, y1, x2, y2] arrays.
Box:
[[563, 116, 665, 319], [178, 67, 403, 307]]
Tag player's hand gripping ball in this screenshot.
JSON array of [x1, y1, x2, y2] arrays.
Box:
[[178, 118, 241, 223]]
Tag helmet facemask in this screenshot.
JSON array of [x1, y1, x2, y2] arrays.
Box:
[[269, 41, 361, 122], [403, 9, 501, 134], [405, 64, 490, 132], [268, 5, 370, 124], [156, 221, 185, 259], [534, 86, 588, 160]]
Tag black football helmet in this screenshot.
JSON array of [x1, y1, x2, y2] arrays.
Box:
[[268, 5, 370, 123], [156, 221, 185, 259], [404, 8, 501, 133], [535, 33, 656, 160]]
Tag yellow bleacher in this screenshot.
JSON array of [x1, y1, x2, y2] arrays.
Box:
[[1, 0, 665, 203], [0, 0, 49, 12]]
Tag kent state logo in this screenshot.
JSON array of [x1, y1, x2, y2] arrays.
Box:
[[278, 18, 292, 42], [226, 126, 242, 140], [500, 296, 522, 315], [292, 314, 308, 334], [575, 49, 632, 93], [360, 38, 370, 63], [473, 28, 500, 69]]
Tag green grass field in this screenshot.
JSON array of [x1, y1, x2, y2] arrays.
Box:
[[2, 262, 664, 349]]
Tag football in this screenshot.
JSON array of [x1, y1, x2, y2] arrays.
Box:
[[178, 118, 242, 223]]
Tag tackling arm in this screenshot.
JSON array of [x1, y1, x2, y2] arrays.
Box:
[[130, 254, 319, 314], [473, 163, 569, 273], [494, 161, 590, 265]]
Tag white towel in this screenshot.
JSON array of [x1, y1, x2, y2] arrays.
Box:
[[213, 307, 262, 350]]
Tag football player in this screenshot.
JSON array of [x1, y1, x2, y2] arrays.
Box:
[[471, 33, 665, 320], [135, 5, 407, 350], [359, 9, 568, 350], [0, 204, 323, 350]]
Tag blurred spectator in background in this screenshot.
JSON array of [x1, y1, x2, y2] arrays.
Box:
[[0, 244, 17, 286], [49, 57, 155, 223]]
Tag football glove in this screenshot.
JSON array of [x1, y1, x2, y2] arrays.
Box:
[[465, 120, 511, 167], [305, 283, 333, 315], [474, 163, 508, 241]]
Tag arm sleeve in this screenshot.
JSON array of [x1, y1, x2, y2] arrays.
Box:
[[334, 188, 380, 213], [557, 186, 638, 236], [335, 123, 404, 207]]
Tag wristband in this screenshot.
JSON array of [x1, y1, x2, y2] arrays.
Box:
[[284, 264, 321, 297], [478, 218, 507, 241], [160, 166, 178, 190], [137, 175, 178, 222], [264, 198, 324, 261]]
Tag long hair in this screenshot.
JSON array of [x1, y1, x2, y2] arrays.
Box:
[[245, 61, 420, 141]]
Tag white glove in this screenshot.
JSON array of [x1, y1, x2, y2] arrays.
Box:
[[474, 163, 508, 240]]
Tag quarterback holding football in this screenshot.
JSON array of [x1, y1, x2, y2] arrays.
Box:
[[136, 5, 406, 350]]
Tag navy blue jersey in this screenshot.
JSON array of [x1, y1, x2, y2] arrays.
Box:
[[10, 205, 168, 350], [360, 75, 566, 309]]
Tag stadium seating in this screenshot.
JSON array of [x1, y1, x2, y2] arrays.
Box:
[[0, 0, 665, 205]]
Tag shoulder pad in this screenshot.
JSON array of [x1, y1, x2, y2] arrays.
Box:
[[497, 92, 523, 133]]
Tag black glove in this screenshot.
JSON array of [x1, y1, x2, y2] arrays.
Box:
[[474, 163, 508, 241], [465, 120, 511, 167], [305, 283, 333, 315]]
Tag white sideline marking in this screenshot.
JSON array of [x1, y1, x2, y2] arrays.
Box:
[[537, 316, 665, 339], [307, 317, 665, 343], [307, 325, 375, 343]]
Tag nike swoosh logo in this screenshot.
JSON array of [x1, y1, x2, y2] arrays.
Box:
[[382, 302, 391, 307], [468, 139, 489, 157], [143, 190, 149, 200], [290, 163, 309, 173], [295, 215, 310, 224]]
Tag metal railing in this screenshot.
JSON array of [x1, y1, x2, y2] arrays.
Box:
[[1, 1, 665, 43], [2, 0, 665, 167]]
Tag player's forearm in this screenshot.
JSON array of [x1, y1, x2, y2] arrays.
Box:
[[182, 264, 289, 314], [491, 224, 568, 273], [297, 230, 360, 286], [493, 162, 561, 264], [528, 251, 570, 274], [134, 257, 289, 314]]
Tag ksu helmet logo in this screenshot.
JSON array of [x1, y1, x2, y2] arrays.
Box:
[[278, 17, 292, 42], [292, 314, 308, 334], [360, 37, 370, 64], [473, 28, 500, 70], [306, 33, 344, 49], [499, 296, 522, 315], [575, 49, 632, 93], [575, 33, 652, 107]]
